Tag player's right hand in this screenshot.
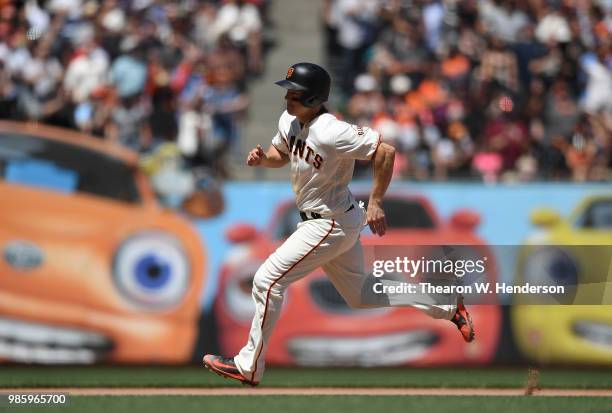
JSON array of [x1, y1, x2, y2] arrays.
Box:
[[367, 200, 387, 237], [246, 145, 265, 166]]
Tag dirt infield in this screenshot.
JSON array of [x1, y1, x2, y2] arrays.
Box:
[[3, 388, 612, 397]]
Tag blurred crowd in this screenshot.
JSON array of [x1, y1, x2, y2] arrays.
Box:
[[1, 0, 610, 184], [324, 0, 612, 182], [0, 0, 271, 178]]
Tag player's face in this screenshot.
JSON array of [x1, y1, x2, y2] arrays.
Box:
[[284, 90, 307, 116]]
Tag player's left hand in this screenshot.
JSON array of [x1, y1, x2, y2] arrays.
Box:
[[367, 200, 387, 236], [246, 145, 265, 166]]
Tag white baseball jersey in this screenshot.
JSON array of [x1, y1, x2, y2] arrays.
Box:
[[233, 109, 457, 383], [271, 110, 381, 215]]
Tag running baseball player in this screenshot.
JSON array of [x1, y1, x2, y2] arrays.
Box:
[[203, 62, 474, 386]]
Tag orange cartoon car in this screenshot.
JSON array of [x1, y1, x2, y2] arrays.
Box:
[[215, 194, 501, 366], [0, 122, 206, 364]]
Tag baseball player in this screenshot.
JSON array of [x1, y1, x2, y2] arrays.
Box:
[[203, 62, 474, 386]]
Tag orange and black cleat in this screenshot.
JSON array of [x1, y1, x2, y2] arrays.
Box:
[[203, 354, 259, 387], [451, 297, 475, 343]]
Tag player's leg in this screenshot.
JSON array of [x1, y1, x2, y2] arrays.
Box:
[[320, 239, 377, 309], [323, 240, 453, 316], [232, 218, 346, 383], [323, 239, 474, 342]]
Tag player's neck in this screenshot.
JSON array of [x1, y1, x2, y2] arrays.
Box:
[[297, 106, 325, 128], [297, 112, 317, 127]]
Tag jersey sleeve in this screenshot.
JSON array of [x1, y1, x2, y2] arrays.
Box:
[[271, 132, 289, 154], [334, 121, 381, 160], [271, 112, 290, 155]]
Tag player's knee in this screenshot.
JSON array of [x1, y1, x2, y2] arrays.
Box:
[[251, 269, 287, 297], [251, 273, 269, 294], [269, 283, 288, 298]]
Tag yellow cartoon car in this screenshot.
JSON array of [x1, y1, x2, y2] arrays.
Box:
[[511, 195, 612, 365], [0, 122, 206, 364]]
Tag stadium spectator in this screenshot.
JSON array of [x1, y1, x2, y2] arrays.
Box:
[[1, 1, 609, 182], [332, 0, 381, 97], [347, 73, 385, 125], [211, 0, 263, 75]]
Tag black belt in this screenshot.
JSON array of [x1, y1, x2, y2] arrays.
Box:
[[299, 204, 354, 222]]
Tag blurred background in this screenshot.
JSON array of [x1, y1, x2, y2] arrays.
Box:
[[0, 0, 611, 368]]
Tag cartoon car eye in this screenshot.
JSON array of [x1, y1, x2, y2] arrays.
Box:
[[522, 246, 578, 303], [113, 232, 190, 310]]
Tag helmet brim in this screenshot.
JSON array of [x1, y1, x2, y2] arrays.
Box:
[[275, 79, 308, 91]]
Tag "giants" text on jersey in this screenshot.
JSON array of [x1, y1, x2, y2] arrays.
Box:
[[286, 136, 324, 169]]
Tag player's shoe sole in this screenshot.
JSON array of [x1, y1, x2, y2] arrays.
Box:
[[203, 354, 259, 387], [451, 297, 475, 343]]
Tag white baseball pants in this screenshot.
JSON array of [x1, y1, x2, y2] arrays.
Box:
[[233, 204, 457, 383]]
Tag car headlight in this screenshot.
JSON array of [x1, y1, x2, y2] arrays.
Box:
[[113, 231, 190, 310]]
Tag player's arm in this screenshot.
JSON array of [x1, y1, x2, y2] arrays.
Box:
[[246, 144, 289, 168], [367, 142, 395, 236]]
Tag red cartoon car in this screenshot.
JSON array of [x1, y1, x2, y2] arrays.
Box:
[[215, 194, 501, 366]]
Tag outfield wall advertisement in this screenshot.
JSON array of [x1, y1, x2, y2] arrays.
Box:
[[2, 175, 610, 366]]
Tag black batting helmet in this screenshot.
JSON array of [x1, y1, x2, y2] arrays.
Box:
[[275, 62, 331, 108]]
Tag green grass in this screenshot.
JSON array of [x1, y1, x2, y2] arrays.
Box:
[[0, 366, 611, 389], [6, 396, 612, 413]]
